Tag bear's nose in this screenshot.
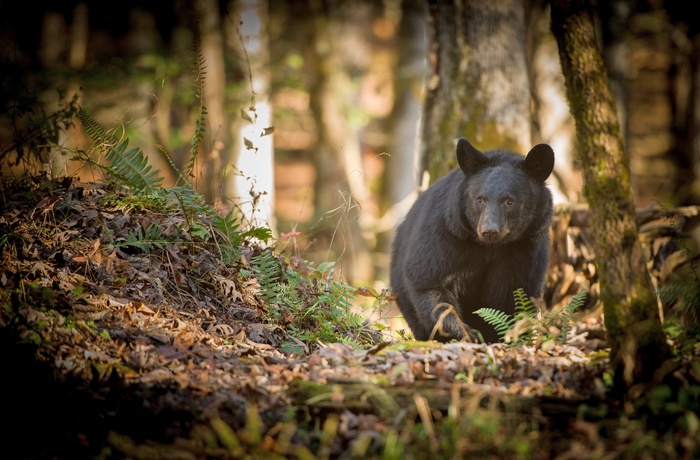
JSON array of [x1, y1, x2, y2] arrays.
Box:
[[481, 230, 499, 240]]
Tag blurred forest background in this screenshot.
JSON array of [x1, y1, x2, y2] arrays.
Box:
[[1, 0, 699, 296]]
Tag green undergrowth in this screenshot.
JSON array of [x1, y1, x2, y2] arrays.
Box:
[[245, 251, 379, 352], [72, 105, 376, 351], [52, 26, 379, 352], [475, 288, 587, 347]]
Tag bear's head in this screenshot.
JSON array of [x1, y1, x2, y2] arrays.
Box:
[[456, 138, 554, 245]]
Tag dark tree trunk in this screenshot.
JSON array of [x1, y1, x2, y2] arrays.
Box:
[[421, 0, 460, 181], [379, 0, 427, 283], [550, 0, 671, 395], [422, 0, 531, 182]]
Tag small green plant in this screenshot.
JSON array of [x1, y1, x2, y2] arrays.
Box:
[[116, 222, 172, 254], [553, 288, 587, 342], [214, 210, 272, 264], [69, 28, 270, 262], [186, 22, 208, 179], [250, 250, 285, 305], [474, 288, 536, 345], [248, 252, 367, 350], [74, 107, 271, 260], [77, 108, 164, 192], [472, 307, 517, 341], [475, 288, 586, 346]]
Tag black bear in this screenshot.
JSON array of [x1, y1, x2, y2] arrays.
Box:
[[390, 138, 554, 343]]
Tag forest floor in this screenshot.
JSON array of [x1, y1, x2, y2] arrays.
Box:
[[1, 174, 699, 459]]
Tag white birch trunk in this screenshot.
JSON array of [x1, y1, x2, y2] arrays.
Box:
[[230, 0, 276, 234]]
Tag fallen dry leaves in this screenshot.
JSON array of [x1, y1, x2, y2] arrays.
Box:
[[1, 174, 698, 459]]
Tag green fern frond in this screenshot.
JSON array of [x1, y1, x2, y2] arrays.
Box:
[[106, 141, 163, 191], [214, 211, 243, 264], [319, 280, 356, 315], [474, 307, 516, 340], [251, 251, 284, 304], [167, 186, 213, 216], [247, 253, 365, 347], [558, 290, 586, 341], [215, 211, 242, 243], [78, 107, 112, 141], [659, 283, 700, 308], [476, 288, 584, 346], [211, 211, 271, 264], [78, 108, 163, 191], [240, 226, 273, 244], [117, 223, 171, 253], [185, 22, 208, 180], [191, 23, 207, 99], [513, 288, 537, 320]]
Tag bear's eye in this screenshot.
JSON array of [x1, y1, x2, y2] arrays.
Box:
[[476, 196, 485, 204], [504, 198, 515, 206]]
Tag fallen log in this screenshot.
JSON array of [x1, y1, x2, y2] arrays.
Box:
[[287, 378, 607, 421]]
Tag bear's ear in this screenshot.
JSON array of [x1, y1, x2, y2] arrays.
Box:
[[456, 138, 488, 175], [523, 144, 555, 182]]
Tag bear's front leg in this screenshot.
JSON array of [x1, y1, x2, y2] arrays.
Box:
[[412, 289, 477, 342]]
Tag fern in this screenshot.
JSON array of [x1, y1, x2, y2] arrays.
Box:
[[168, 185, 215, 216], [215, 210, 241, 240], [1, 90, 80, 166], [475, 288, 536, 342], [557, 290, 587, 342], [251, 251, 284, 304], [74, 33, 274, 284], [116, 223, 172, 253], [184, 22, 208, 180], [325, 280, 355, 313], [105, 139, 164, 191], [78, 108, 163, 191], [240, 226, 273, 244], [476, 288, 586, 346], [77, 105, 110, 141], [314, 276, 357, 329], [157, 143, 193, 189], [513, 288, 537, 320], [212, 211, 242, 263], [473, 307, 516, 341], [247, 255, 365, 348], [78, 102, 270, 265]]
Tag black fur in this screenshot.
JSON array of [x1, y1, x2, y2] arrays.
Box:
[[390, 138, 555, 342]]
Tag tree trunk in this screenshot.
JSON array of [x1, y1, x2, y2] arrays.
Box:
[[300, 0, 374, 284], [51, 3, 88, 178], [673, 7, 700, 206], [422, 0, 531, 182], [550, 0, 671, 394], [380, 0, 427, 261], [525, 0, 580, 204]]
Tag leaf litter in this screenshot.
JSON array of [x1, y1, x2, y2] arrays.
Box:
[[1, 174, 698, 459]]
